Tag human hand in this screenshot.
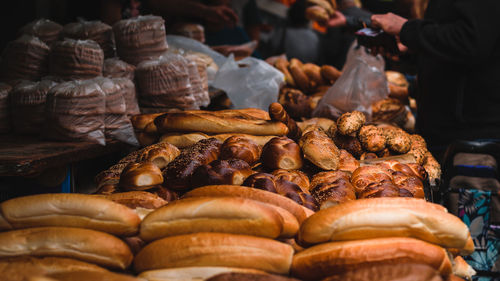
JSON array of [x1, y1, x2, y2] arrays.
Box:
[[204, 5, 238, 28], [371, 12, 408, 35], [326, 11, 347, 28]]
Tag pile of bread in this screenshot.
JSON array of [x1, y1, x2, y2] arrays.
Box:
[[0, 190, 476, 281], [305, 0, 337, 25]]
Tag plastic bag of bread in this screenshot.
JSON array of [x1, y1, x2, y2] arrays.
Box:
[[10, 80, 58, 135], [19, 18, 63, 46], [93, 77, 138, 146], [184, 53, 210, 107], [104, 58, 135, 80], [0, 83, 11, 133], [135, 53, 198, 110], [186, 58, 210, 108], [62, 20, 115, 58], [0, 35, 50, 83], [171, 23, 205, 43], [112, 77, 140, 116], [44, 80, 106, 145], [313, 44, 388, 120], [212, 55, 284, 111]]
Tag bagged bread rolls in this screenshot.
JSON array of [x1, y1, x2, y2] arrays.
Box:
[[20, 19, 63, 46]]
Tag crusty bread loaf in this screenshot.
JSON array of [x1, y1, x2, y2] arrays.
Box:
[[104, 191, 168, 209], [134, 233, 294, 274], [291, 237, 452, 280], [271, 169, 310, 194], [0, 193, 140, 236], [119, 162, 164, 191], [269, 102, 302, 141], [0, 257, 107, 281], [299, 127, 340, 170], [0, 212, 12, 231], [140, 197, 284, 241], [338, 149, 360, 174], [337, 111, 365, 136], [183, 185, 307, 223], [320, 65, 341, 83], [155, 111, 288, 136], [310, 171, 356, 209], [137, 142, 180, 170], [261, 137, 303, 170], [139, 267, 268, 281], [131, 113, 163, 131], [208, 272, 301, 281], [321, 263, 444, 281], [46, 270, 142, 281], [0, 227, 133, 269], [220, 135, 262, 165], [298, 197, 474, 255]]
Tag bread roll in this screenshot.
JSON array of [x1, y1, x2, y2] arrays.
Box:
[[269, 102, 302, 141], [298, 197, 474, 255], [0, 227, 133, 269], [333, 134, 363, 158], [261, 137, 303, 170], [0, 193, 140, 236], [136, 131, 159, 146], [337, 111, 365, 136], [305, 6, 329, 23], [159, 132, 209, 148], [105, 191, 168, 209], [338, 149, 360, 173], [192, 159, 254, 187], [291, 237, 452, 280], [134, 233, 294, 274], [208, 272, 301, 281], [220, 135, 262, 165], [279, 88, 313, 119], [155, 111, 288, 136], [119, 162, 164, 191], [272, 169, 310, 193], [137, 142, 180, 169], [452, 256, 476, 281], [46, 270, 141, 281], [297, 118, 335, 134], [350, 165, 393, 195], [320, 65, 342, 83], [288, 58, 310, 92], [310, 171, 356, 209], [302, 63, 326, 87], [299, 127, 340, 170], [274, 58, 296, 87], [213, 134, 278, 147], [358, 125, 386, 152], [321, 263, 444, 281], [424, 151, 442, 186], [0, 257, 107, 281], [139, 267, 268, 281], [384, 128, 412, 154], [0, 212, 11, 231], [184, 185, 307, 223], [140, 197, 284, 241], [131, 113, 163, 131], [306, 0, 334, 15]]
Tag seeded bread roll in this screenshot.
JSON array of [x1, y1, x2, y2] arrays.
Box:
[[337, 111, 365, 136], [310, 171, 356, 209], [358, 125, 386, 152], [192, 159, 254, 187]]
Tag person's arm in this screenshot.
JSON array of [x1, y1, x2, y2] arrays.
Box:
[[398, 0, 500, 65]]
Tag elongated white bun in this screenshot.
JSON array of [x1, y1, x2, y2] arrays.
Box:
[[321, 263, 444, 281], [139, 267, 268, 281], [46, 270, 143, 281], [134, 232, 294, 274], [298, 197, 474, 255], [1, 193, 141, 236], [291, 237, 452, 281], [452, 256, 476, 280], [0, 227, 133, 270], [140, 197, 284, 241], [0, 256, 108, 281], [184, 185, 307, 223]]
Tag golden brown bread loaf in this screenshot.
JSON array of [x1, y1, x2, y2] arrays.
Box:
[[391, 171, 425, 198], [297, 118, 335, 135], [119, 162, 164, 191], [305, 6, 329, 24], [159, 132, 210, 148], [130, 113, 163, 131], [302, 63, 326, 88], [139, 267, 269, 281], [207, 272, 301, 281], [136, 142, 180, 170], [358, 125, 386, 152], [299, 127, 340, 170], [360, 152, 378, 160], [163, 138, 222, 191], [269, 102, 302, 141], [350, 166, 396, 196], [0, 227, 133, 269], [357, 178, 400, 198], [261, 137, 303, 170], [192, 159, 254, 187], [288, 58, 310, 93], [0, 256, 107, 281], [0, 193, 140, 236], [220, 135, 262, 165], [320, 65, 342, 83], [321, 263, 444, 281], [333, 134, 363, 158], [272, 169, 310, 193], [133, 233, 294, 274], [154, 111, 288, 136], [306, 0, 335, 15], [278, 87, 313, 119], [184, 185, 307, 224], [274, 58, 296, 87], [338, 149, 360, 173], [0, 212, 12, 231], [310, 171, 356, 209], [298, 197, 474, 255], [140, 197, 284, 241], [452, 256, 476, 281], [383, 127, 412, 154], [104, 191, 168, 209], [424, 151, 442, 185], [337, 111, 365, 136], [45, 270, 142, 281], [291, 237, 453, 280]]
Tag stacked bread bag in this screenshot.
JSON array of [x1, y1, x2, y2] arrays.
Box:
[[0, 83, 12, 133], [62, 20, 115, 58], [291, 197, 476, 281], [0, 193, 143, 280], [20, 19, 63, 46]]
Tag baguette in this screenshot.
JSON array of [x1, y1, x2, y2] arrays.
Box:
[[291, 237, 452, 280], [298, 197, 474, 255], [140, 197, 284, 241], [131, 113, 163, 131], [1, 193, 140, 236], [155, 112, 288, 136], [321, 263, 444, 281], [139, 267, 268, 281], [160, 133, 276, 148], [0, 227, 133, 270], [134, 233, 294, 274]]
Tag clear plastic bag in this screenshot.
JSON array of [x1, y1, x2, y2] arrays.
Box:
[[20, 19, 63, 46], [212, 54, 284, 111], [62, 20, 115, 58], [313, 44, 389, 120], [104, 58, 135, 80]]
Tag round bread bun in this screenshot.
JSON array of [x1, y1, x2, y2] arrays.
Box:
[[133, 232, 294, 274], [207, 272, 301, 281], [0, 257, 107, 281], [0, 227, 133, 270], [298, 197, 474, 255], [139, 197, 284, 241], [139, 267, 268, 281], [183, 185, 307, 223], [385, 71, 409, 88], [291, 237, 452, 280], [321, 263, 444, 281], [46, 270, 142, 281], [0, 193, 140, 236]]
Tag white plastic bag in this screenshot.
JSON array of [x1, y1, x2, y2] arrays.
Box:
[[212, 54, 284, 110], [313, 44, 389, 120]]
